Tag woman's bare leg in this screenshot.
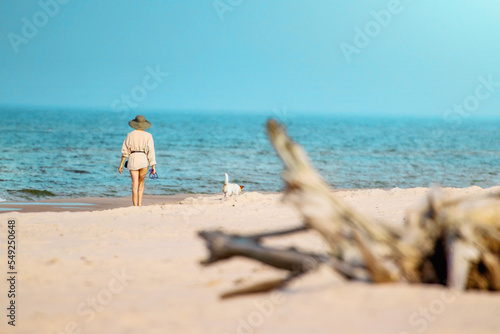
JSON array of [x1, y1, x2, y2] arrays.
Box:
[[129, 170, 139, 206], [137, 167, 148, 206]]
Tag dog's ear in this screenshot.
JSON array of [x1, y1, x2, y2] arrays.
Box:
[[240, 185, 245, 189]]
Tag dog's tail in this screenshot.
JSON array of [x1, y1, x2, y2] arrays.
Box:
[[225, 173, 229, 185]]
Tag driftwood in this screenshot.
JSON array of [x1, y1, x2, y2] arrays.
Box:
[[198, 119, 500, 298]]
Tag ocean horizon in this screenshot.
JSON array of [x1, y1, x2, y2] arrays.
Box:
[[1, 107, 500, 201]]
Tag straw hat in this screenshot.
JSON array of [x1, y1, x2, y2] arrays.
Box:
[[128, 115, 151, 130]]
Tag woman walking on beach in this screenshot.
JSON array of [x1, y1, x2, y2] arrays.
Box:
[[119, 115, 157, 206]]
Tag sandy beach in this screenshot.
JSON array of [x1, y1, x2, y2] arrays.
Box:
[[0, 194, 195, 213], [1, 187, 500, 334]]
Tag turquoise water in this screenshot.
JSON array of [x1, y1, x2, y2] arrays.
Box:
[[1, 108, 500, 200]]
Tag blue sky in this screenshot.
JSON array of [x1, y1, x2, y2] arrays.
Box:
[[1, 1, 500, 117]]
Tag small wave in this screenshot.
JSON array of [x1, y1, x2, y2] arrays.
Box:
[[7, 189, 57, 200], [64, 169, 91, 174], [0, 198, 6, 202]]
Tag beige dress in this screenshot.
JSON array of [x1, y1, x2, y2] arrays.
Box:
[[121, 130, 157, 170]]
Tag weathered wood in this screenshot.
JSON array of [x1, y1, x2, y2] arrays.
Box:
[[199, 230, 320, 272], [266, 119, 406, 283], [197, 119, 500, 296], [482, 253, 500, 290], [221, 272, 304, 299], [353, 230, 396, 283], [221, 277, 290, 299], [198, 228, 371, 280], [266, 120, 398, 244]]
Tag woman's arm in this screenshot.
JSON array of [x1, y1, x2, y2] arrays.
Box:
[[118, 155, 126, 174], [119, 135, 130, 174], [147, 136, 157, 172]]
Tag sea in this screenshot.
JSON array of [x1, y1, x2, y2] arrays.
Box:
[[1, 108, 500, 201]]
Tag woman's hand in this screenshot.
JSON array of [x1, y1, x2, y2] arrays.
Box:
[[151, 165, 156, 174], [119, 156, 126, 174]]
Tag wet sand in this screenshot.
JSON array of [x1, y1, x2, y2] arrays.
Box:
[[0, 194, 195, 213]]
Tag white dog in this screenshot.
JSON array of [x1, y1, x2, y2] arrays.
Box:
[[223, 173, 244, 198]]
